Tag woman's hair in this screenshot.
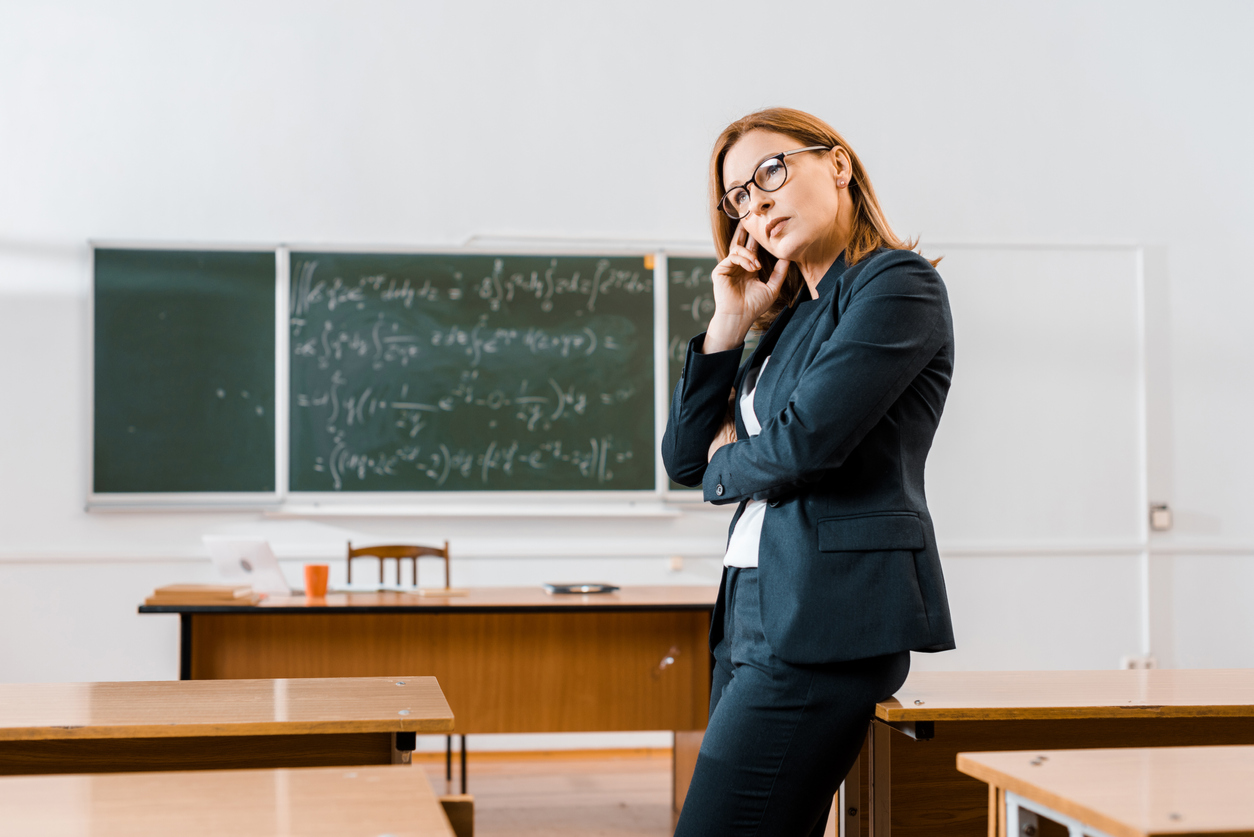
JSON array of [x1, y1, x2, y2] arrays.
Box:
[[709, 107, 938, 332]]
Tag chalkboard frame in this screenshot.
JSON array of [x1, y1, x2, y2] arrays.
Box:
[[89, 241, 722, 511], [88, 241, 285, 509]]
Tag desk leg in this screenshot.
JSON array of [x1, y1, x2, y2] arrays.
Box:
[[839, 752, 861, 837], [392, 732, 415, 765], [179, 614, 193, 681], [867, 721, 891, 837], [673, 730, 703, 814], [1005, 792, 1094, 837]]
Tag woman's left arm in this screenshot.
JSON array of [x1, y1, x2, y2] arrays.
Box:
[[702, 251, 950, 505]]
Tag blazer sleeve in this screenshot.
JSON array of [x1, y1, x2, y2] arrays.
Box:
[[702, 252, 949, 505], [660, 334, 743, 487]]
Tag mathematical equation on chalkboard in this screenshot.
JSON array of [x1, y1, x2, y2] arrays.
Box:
[[288, 253, 655, 492]]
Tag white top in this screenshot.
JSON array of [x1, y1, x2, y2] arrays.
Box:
[[723, 356, 770, 568]]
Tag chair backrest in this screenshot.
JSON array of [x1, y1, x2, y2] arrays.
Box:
[[346, 541, 450, 587]]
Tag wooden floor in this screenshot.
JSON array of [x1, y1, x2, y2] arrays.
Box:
[[417, 749, 677, 836], [416, 749, 839, 836]]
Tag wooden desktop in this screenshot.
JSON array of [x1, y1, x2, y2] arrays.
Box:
[[959, 745, 1254, 837], [848, 669, 1254, 837], [0, 764, 456, 837], [0, 675, 452, 775]]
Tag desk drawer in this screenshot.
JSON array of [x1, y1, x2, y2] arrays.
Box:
[[189, 610, 711, 734]]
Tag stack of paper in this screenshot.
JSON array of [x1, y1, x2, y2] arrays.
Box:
[[145, 584, 261, 606]]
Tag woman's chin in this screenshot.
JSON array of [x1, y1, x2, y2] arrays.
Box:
[[767, 241, 801, 262]]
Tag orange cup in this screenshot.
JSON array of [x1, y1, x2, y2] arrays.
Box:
[[304, 564, 329, 599]]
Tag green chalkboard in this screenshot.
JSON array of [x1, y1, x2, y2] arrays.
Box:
[[289, 252, 654, 491], [93, 249, 276, 493]]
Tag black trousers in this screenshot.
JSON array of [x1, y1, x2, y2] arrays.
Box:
[[674, 567, 910, 837]]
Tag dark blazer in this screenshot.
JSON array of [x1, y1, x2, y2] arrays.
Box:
[[662, 249, 956, 665]]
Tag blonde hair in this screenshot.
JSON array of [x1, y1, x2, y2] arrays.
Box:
[[710, 107, 938, 332]]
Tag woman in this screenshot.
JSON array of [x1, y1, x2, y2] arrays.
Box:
[[662, 108, 956, 836]]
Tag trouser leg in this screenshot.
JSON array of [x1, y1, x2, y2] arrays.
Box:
[[676, 568, 910, 837]]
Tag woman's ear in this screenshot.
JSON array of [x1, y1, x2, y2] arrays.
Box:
[[828, 147, 852, 186]]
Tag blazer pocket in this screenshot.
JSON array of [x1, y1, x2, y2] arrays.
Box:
[[817, 512, 925, 553]]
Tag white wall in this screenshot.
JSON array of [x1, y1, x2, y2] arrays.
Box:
[[2, 1, 1252, 721]]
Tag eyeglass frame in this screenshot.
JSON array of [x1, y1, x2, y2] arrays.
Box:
[[717, 145, 832, 220]]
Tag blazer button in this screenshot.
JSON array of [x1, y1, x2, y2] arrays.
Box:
[[715, 484, 724, 496]]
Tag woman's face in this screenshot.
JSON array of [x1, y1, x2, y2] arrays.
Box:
[[721, 129, 850, 263]]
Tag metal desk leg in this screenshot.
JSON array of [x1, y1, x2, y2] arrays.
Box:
[[392, 732, 416, 765], [460, 734, 467, 794], [179, 614, 192, 681], [1005, 790, 1114, 837]]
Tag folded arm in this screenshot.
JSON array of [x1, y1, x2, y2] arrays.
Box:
[[660, 337, 743, 487], [702, 255, 949, 505]]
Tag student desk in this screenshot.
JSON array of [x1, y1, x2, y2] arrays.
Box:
[[958, 746, 1254, 837], [139, 585, 718, 809], [0, 676, 453, 775], [848, 669, 1254, 837], [0, 764, 455, 837]]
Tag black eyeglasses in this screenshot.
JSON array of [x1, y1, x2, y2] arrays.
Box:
[[718, 146, 830, 220]]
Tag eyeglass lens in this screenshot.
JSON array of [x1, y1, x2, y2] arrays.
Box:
[[721, 156, 791, 219]]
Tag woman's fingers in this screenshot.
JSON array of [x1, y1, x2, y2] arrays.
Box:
[[744, 233, 759, 256], [764, 258, 790, 295], [728, 246, 761, 271], [768, 256, 790, 282]]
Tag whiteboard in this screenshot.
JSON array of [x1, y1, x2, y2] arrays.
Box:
[[923, 246, 1145, 547]]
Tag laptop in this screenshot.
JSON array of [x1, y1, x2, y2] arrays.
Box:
[[203, 537, 294, 596]]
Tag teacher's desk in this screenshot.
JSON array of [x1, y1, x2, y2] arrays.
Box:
[[139, 585, 718, 810]]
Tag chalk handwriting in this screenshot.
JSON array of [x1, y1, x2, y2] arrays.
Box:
[[289, 254, 652, 490]]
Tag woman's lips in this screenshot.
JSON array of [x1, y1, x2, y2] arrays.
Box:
[[766, 217, 789, 239]]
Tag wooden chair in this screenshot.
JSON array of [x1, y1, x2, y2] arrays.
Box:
[[346, 541, 450, 588]]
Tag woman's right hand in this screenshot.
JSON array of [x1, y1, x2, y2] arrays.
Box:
[[704, 222, 790, 353]]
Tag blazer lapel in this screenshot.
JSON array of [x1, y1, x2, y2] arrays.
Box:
[[734, 302, 797, 390], [752, 295, 828, 412]]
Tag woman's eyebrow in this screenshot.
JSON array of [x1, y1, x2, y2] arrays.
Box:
[[726, 151, 785, 190]]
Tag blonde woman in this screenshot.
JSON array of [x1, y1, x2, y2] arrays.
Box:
[[662, 108, 956, 836]]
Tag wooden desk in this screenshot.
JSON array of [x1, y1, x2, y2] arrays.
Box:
[[139, 585, 717, 809], [0, 676, 452, 775], [958, 746, 1254, 837], [0, 764, 455, 836], [849, 670, 1254, 837]]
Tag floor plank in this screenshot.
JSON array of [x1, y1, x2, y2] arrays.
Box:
[[417, 749, 676, 837], [415, 748, 838, 836]]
